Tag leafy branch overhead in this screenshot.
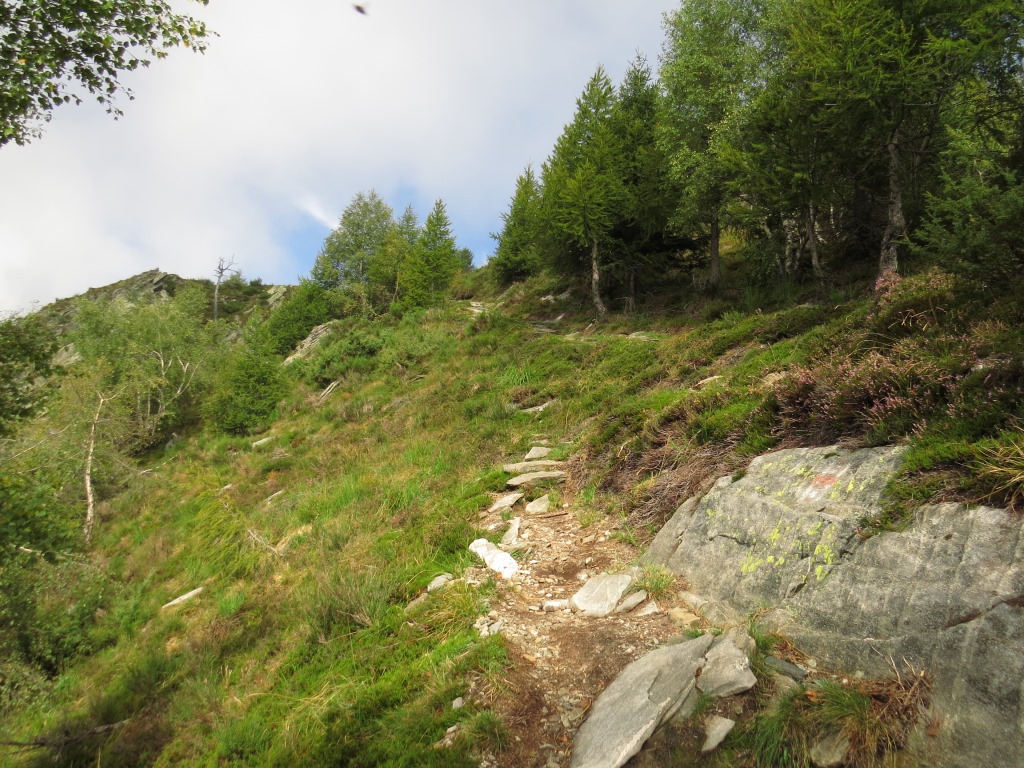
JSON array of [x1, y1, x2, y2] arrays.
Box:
[[0, 0, 212, 146]]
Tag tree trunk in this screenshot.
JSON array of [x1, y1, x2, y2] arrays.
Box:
[[590, 238, 607, 316], [213, 280, 220, 322], [708, 215, 722, 289], [807, 202, 823, 281], [625, 270, 636, 315], [879, 133, 906, 277], [83, 394, 104, 544]]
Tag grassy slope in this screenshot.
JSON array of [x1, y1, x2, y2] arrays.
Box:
[[6, 257, 1024, 766]]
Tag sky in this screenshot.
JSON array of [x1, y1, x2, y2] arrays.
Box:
[[0, 0, 680, 313]]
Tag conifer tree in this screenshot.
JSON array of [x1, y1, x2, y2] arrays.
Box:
[[539, 67, 624, 314], [398, 199, 458, 308], [491, 166, 543, 286], [784, 0, 1024, 276], [661, 0, 762, 289]]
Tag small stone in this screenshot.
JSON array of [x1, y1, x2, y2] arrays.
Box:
[[701, 715, 735, 752], [810, 732, 850, 768], [677, 591, 709, 612], [488, 492, 524, 514], [543, 599, 569, 612], [764, 656, 808, 682], [569, 573, 633, 617], [452, 697, 466, 710], [251, 436, 273, 448], [697, 639, 758, 698], [615, 590, 648, 614], [503, 460, 566, 474], [635, 601, 660, 616], [404, 593, 429, 613], [721, 626, 756, 656], [426, 573, 453, 593], [521, 400, 556, 414], [161, 587, 203, 610], [526, 495, 551, 514], [581, 534, 596, 544], [501, 517, 522, 547], [668, 608, 702, 629], [525, 446, 553, 461], [770, 673, 800, 701], [507, 471, 567, 488], [469, 538, 519, 578]]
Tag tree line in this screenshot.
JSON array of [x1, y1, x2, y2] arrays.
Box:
[[491, 0, 1024, 312]]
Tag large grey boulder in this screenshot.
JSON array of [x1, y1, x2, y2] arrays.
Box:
[[570, 636, 714, 768], [646, 445, 1024, 766], [647, 445, 906, 608]]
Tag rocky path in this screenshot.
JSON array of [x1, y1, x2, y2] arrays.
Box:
[[447, 442, 757, 768]]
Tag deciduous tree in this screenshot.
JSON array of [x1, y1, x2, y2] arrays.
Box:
[[0, 0, 211, 146]]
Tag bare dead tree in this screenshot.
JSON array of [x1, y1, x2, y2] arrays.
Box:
[[213, 256, 239, 322]]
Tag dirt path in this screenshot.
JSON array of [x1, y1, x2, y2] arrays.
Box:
[[464, 473, 700, 768]]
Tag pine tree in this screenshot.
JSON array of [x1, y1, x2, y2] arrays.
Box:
[[538, 67, 624, 314], [491, 166, 543, 286], [398, 199, 458, 309], [661, 0, 763, 289], [784, 0, 1024, 276]]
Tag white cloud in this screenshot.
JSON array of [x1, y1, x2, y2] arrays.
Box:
[[0, 0, 678, 312]]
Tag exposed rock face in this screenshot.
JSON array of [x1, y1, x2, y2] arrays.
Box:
[[646, 444, 1024, 767], [647, 445, 907, 607], [284, 322, 336, 365]]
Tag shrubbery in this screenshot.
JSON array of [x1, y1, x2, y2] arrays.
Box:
[[205, 324, 288, 435]]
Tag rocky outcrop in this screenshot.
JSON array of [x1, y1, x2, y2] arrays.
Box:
[[646, 444, 1024, 767], [283, 322, 336, 365]]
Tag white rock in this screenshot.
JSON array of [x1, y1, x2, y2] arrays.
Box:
[[635, 601, 660, 616], [500, 518, 522, 548], [810, 732, 850, 767], [251, 437, 273, 448], [570, 573, 633, 618], [503, 460, 565, 474], [161, 587, 203, 609], [697, 638, 758, 698], [507, 471, 567, 488], [525, 446, 553, 461], [526, 495, 551, 514], [543, 599, 570, 612], [469, 538, 519, 578], [427, 573, 453, 593], [615, 590, 648, 614], [521, 400, 556, 414], [488, 492, 524, 514]]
